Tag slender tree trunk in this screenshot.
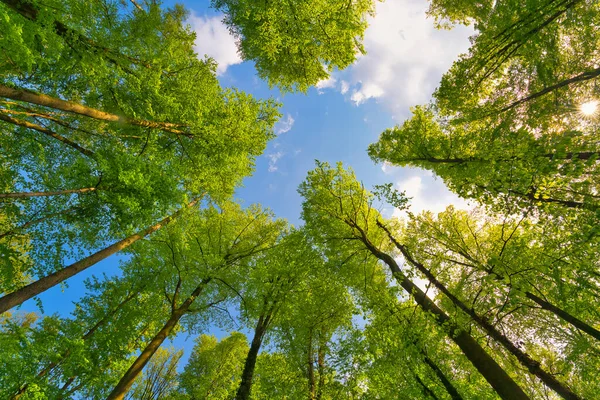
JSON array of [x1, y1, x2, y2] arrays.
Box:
[[524, 292, 600, 341], [307, 329, 316, 400], [0, 197, 200, 313], [415, 374, 440, 400], [0, 84, 187, 135], [421, 351, 463, 400], [106, 280, 210, 400], [396, 219, 600, 341], [315, 333, 326, 400], [0, 187, 97, 199], [0, 111, 95, 157], [347, 220, 529, 400], [389, 310, 464, 400], [439, 240, 600, 341], [521, 188, 598, 211], [235, 312, 272, 400], [500, 66, 600, 113], [58, 377, 76, 393], [376, 221, 581, 400]]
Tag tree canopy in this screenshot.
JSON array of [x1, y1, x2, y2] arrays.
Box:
[[1, 0, 598, 399]]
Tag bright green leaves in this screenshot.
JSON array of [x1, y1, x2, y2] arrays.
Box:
[[369, 105, 600, 224], [212, 0, 376, 92], [179, 333, 248, 399]]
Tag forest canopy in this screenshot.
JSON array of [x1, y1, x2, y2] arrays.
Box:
[[1, 0, 598, 399]]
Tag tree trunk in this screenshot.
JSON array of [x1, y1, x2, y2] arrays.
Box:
[[347, 220, 529, 400], [384, 219, 600, 340], [524, 292, 600, 341], [522, 189, 598, 211], [500, 66, 600, 113], [106, 280, 210, 400], [0, 187, 97, 199], [315, 333, 326, 400], [421, 352, 463, 400], [0, 111, 95, 158], [376, 220, 581, 400], [307, 329, 316, 400], [0, 84, 187, 135], [415, 374, 440, 400], [235, 312, 272, 400], [0, 198, 200, 313]]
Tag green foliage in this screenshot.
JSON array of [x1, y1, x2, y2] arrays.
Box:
[[179, 333, 249, 399], [2, 0, 599, 399], [369, 105, 600, 225], [212, 0, 376, 92]]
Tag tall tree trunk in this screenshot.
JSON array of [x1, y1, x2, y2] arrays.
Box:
[[388, 309, 464, 400], [421, 351, 463, 400], [376, 220, 581, 400], [0, 197, 200, 313], [0, 84, 187, 135], [346, 220, 529, 400], [315, 333, 326, 400], [106, 280, 210, 400], [0, 187, 97, 199], [441, 240, 600, 342], [500, 66, 600, 113], [235, 312, 272, 400], [521, 189, 598, 211], [307, 329, 316, 400], [524, 291, 600, 341], [0, 111, 95, 158], [415, 374, 440, 400]]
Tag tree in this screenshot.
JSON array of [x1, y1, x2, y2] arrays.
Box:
[[106, 202, 285, 399], [400, 206, 600, 398], [368, 106, 599, 220], [0, 197, 201, 313], [0, 0, 280, 313], [178, 333, 249, 400], [212, 0, 376, 92], [298, 161, 529, 399], [1, 272, 165, 399], [428, 0, 599, 130], [127, 347, 183, 400]]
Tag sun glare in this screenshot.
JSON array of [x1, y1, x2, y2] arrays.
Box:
[[579, 100, 599, 116]]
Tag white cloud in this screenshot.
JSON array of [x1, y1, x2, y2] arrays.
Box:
[[275, 114, 295, 135], [381, 161, 393, 174], [393, 171, 470, 217], [347, 0, 473, 117], [188, 14, 242, 75], [340, 80, 350, 95], [267, 152, 284, 172], [315, 76, 337, 93]]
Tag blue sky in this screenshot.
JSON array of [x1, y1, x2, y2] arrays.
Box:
[[20, 0, 475, 368]]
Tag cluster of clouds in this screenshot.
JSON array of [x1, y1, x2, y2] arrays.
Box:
[[188, 13, 242, 75], [381, 164, 470, 218], [317, 0, 473, 119], [189, 0, 472, 118], [188, 2, 474, 210]]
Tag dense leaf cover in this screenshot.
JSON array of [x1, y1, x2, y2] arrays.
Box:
[[1, 0, 598, 399]]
